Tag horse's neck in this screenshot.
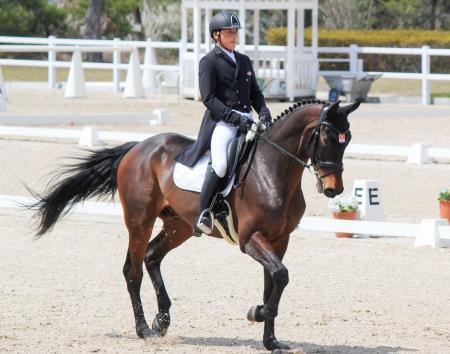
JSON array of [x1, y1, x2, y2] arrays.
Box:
[[267, 108, 316, 161], [254, 108, 317, 191]]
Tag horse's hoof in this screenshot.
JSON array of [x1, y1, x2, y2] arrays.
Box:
[[136, 324, 153, 339], [247, 305, 265, 322], [152, 312, 170, 337], [264, 338, 291, 352]]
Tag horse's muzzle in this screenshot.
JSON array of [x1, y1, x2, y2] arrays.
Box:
[[324, 188, 337, 198]]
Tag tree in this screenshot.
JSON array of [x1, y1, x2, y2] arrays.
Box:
[[83, 0, 106, 61], [140, 0, 181, 41], [0, 0, 67, 37]]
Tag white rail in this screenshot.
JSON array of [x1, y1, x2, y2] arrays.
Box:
[[318, 44, 450, 105], [0, 125, 449, 163], [0, 36, 181, 91], [2, 195, 448, 247], [0, 36, 449, 104]]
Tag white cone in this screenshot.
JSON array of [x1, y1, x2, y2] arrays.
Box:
[[0, 65, 5, 112], [142, 39, 158, 93], [79, 126, 101, 147], [123, 48, 145, 98], [0, 66, 6, 112], [0, 65, 6, 97], [65, 49, 86, 98]]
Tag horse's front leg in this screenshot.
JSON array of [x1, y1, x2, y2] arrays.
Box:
[[262, 269, 290, 351], [244, 231, 290, 351]]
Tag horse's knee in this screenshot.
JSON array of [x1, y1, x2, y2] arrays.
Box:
[[272, 267, 289, 288], [144, 245, 162, 268]]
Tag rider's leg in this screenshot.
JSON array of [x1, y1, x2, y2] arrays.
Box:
[[193, 122, 238, 236]]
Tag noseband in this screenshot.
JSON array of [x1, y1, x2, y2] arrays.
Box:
[[252, 104, 350, 190]]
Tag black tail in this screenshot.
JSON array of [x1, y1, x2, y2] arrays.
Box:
[[26, 141, 139, 237]]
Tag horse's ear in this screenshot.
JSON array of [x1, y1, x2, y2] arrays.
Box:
[[341, 100, 361, 116], [327, 100, 340, 116]]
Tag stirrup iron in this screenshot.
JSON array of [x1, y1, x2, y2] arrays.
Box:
[[195, 209, 214, 235]]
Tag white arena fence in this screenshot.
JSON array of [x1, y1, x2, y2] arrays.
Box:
[[1, 125, 449, 164], [1, 195, 449, 248], [1, 36, 449, 104]]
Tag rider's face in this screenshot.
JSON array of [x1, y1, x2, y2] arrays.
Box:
[[219, 29, 239, 50]]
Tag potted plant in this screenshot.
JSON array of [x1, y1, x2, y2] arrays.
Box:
[[438, 189, 450, 222], [328, 194, 359, 238]]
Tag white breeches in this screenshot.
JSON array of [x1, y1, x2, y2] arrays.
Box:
[[210, 111, 253, 178], [210, 121, 238, 178]]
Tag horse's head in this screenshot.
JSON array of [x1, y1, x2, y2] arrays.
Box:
[[309, 100, 360, 198]]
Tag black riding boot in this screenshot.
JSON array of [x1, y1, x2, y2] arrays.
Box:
[[193, 165, 222, 236]]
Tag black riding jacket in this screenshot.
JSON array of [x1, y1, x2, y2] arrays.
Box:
[[176, 45, 271, 167]]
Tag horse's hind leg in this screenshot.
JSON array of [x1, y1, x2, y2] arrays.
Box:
[[122, 205, 160, 339], [144, 215, 192, 336]]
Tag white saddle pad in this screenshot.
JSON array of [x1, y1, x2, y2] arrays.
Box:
[[173, 153, 235, 197]]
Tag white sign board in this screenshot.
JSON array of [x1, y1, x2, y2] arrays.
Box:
[[352, 179, 384, 221]]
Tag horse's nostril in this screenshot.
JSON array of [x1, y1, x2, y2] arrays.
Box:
[[324, 188, 336, 198]]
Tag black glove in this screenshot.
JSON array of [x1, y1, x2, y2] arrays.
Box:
[[259, 114, 272, 126], [238, 114, 253, 133]]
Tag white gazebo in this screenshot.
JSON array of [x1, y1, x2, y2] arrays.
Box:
[[180, 0, 319, 101]]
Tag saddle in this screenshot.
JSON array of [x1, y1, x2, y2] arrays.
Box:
[[211, 133, 258, 245]]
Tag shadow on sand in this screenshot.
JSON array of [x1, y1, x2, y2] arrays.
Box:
[[177, 335, 417, 354]]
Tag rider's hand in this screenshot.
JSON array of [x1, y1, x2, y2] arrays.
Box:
[[259, 114, 272, 126], [238, 115, 253, 133]]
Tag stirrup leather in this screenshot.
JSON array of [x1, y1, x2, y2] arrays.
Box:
[[195, 209, 214, 234]]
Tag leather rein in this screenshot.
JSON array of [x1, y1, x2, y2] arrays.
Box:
[[250, 104, 350, 187]]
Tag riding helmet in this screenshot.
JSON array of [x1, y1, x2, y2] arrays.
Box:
[[209, 12, 242, 38]]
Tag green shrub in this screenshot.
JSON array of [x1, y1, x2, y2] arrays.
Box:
[[265, 28, 450, 73]]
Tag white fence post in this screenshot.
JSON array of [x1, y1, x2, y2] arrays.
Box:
[[421, 45, 431, 105], [415, 218, 450, 248], [349, 44, 358, 74], [48, 35, 56, 89], [79, 126, 101, 147], [113, 38, 121, 93], [407, 143, 430, 164]]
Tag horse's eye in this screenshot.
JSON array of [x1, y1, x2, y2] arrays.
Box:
[[321, 135, 333, 145]]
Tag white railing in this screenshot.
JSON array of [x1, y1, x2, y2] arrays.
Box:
[[318, 44, 450, 105], [1, 125, 449, 163], [2, 194, 449, 247], [0, 35, 180, 91], [1, 36, 449, 104]]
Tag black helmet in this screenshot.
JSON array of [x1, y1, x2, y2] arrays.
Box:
[[209, 12, 242, 38]]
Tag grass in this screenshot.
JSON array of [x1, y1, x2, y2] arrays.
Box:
[[318, 77, 450, 96], [2, 66, 126, 82], [431, 92, 450, 98]]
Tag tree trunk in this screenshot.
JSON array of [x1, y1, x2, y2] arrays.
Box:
[[430, 0, 437, 30], [83, 0, 106, 62]]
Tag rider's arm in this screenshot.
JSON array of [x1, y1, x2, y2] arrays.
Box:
[[199, 55, 241, 125]]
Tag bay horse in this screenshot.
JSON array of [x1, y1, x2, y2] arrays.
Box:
[[28, 99, 360, 351]]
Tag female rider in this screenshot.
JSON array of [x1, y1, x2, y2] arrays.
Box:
[[176, 11, 272, 236]]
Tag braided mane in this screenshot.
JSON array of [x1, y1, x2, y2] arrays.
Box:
[[267, 98, 326, 129]]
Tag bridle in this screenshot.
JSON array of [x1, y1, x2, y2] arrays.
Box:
[[307, 105, 351, 183], [251, 104, 350, 191]]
